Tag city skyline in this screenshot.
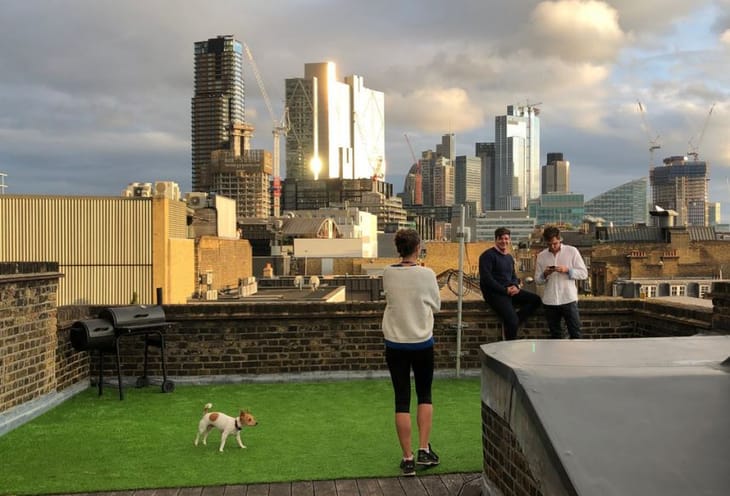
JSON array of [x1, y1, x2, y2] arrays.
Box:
[[0, 0, 728, 219]]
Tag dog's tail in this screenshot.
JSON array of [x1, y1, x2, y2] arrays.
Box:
[[203, 403, 212, 413]]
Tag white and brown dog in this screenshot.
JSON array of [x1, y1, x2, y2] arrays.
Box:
[[194, 403, 258, 452]]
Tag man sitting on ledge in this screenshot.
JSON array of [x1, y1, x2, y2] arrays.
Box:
[[479, 227, 542, 340]]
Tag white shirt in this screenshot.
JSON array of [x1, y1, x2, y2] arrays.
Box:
[[535, 244, 588, 305]]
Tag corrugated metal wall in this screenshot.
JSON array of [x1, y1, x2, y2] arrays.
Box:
[[0, 196, 153, 305], [168, 200, 189, 238]]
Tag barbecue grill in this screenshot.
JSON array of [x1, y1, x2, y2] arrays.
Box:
[[70, 304, 175, 399]]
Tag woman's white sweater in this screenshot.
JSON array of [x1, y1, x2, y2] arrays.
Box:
[[381, 264, 441, 344]]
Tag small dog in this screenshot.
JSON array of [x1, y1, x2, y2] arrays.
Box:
[[194, 402, 258, 452]]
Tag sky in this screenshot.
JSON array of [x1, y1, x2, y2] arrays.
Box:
[[1, 0, 729, 219]]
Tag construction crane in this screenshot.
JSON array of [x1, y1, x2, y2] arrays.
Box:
[[637, 100, 661, 169], [242, 42, 289, 218], [687, 103, 715, 161], [404, 133, 422, 205]]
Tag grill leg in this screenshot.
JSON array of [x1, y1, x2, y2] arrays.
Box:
[[115, 337, 124, 400], [141, 334, 151, 383], [157, 332, 168, 382], [98, 351, 104, 396]]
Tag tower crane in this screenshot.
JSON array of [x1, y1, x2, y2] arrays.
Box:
[[637, 100, 661, 169], [242, 42, 289, 218], [687, 103, 715, 161], [404, 133, 422, 205]]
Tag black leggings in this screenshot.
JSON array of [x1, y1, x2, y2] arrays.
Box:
[[385, 346, 434, 413]]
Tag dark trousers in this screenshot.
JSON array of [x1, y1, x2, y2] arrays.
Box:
[[484, 289, 542, 340], [385, 346, 434, 413], [544, 301, 582, 339]]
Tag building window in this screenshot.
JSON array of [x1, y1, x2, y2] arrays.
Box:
[[670, 285, 686, 296], [699, 285, 711, 298], [643, 285, 657, 298]]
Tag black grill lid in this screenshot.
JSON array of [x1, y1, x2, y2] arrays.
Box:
[[98, 305, 166, 328]]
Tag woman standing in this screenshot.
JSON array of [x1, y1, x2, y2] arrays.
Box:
[[381, 228, 441, 476]]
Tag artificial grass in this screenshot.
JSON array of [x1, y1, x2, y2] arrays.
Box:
[[0, 377, 481, 495]]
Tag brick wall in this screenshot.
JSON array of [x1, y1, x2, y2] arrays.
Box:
[[482, 402, 544, 496], [55, 306, 92, 392], [62, 298, 712, 381], [196, 236, 253, 291], [711, 281, 730, 331], [0, 263, 61, 413]]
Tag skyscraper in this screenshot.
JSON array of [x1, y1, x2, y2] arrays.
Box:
[[584, 178, 648, 226], [285, 62, 384, 181], [650, 155, 708, 226], [191, 35, 245, 192], [454, 155, 482, 212], [494, 104, 540, 210], [432, 157, 454, 207], [476, 142, 496, 211], [436, 133, 455, 161], [416, 135, 456, 208], [542, 152, 570, 194]]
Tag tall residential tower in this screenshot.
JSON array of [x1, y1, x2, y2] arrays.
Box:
[[191, 35, 245, 192]]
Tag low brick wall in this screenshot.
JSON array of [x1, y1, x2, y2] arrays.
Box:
[[53, 297, 714, 382], [0, 262, 62, 412]]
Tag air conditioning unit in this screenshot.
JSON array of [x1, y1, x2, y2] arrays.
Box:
[[154, 181, 181, 201], [185, 192, 209, 209], [122, 182, 152, 198], [204, 290, 218, 301]]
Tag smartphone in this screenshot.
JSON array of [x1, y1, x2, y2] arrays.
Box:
[[548, 265, 556, 269]]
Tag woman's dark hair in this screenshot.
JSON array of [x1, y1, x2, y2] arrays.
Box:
[[394, 228, 421, 258]]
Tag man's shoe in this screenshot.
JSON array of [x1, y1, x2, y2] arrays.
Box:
[[416, 444, 440, 466], [400, 457, 416, 476]]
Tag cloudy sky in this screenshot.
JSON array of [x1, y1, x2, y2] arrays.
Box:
[[1, 0, 728, 219]]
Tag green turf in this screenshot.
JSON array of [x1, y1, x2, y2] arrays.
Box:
[[0, 378, 481, 495]]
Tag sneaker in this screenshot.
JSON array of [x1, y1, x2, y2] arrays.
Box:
[[400, 457, 416, 476], [416, 443, 440, 466]]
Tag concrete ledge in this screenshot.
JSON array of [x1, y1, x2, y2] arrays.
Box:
[[0, 381, 88, 437]]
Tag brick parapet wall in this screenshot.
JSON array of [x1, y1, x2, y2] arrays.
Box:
[[633, 299, 716, 337], [482, 401, 545, 496], [0, 262, 61, 414], [60, 298, 712, 380], [710, 281, 730, 331]]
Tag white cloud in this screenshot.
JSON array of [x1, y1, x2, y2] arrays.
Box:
[[721, 29, 730, 45], [388, 87, 485, 133], [527, 0, 628, 63]]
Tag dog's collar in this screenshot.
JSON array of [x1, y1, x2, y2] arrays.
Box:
[[235, 419, 242, 431]]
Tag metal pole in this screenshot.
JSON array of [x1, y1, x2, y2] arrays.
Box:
[[456, 205, 465, 377]]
